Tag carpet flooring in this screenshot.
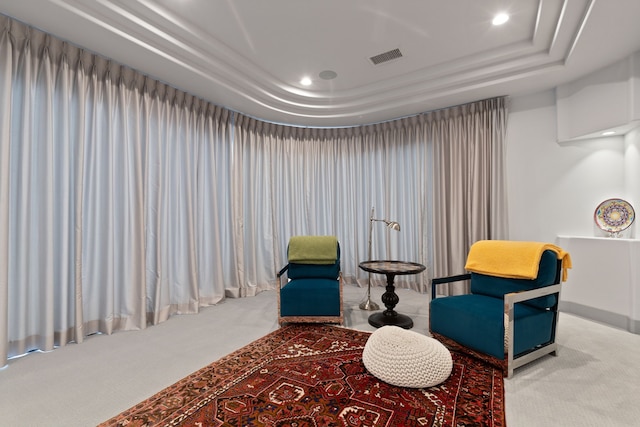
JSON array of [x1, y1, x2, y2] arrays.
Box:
[[99, 324, 505, 427], [1, 284, 639, 426]]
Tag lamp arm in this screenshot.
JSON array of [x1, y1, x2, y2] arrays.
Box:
[[371, 218, 401, 231], [368, 217, 401, 262], [371, 218, 389, 225]]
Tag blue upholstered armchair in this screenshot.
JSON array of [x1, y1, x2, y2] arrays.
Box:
[[277, 235, 344, 326], [429, 240, 571, 377]]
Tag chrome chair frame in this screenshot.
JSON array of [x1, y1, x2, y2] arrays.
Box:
[[431, 260, 563, 378]]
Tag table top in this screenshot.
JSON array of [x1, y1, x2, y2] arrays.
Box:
[[359, 260, 426, 275]]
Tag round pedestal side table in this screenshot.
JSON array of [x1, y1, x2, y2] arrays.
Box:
[[358, 260, 426, 329]]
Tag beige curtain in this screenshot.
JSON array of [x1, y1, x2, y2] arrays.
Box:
[[0, 16, 236, 366], [232, 102, 508, 295], [232, 114, 433, 292], [0, 17, 10, 365], [0, 13, 507, 367], [430, 98, 509, 294]]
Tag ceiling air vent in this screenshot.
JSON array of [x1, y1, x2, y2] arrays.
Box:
[[369, 48, 403, 65]]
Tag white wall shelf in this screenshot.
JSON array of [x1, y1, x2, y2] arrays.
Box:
[[556, 235, 639, 334]]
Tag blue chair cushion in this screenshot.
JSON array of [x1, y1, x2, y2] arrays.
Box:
[[470, 250, 559, 309], [287, 261, 340, 280], [280, 278, 341, 317], [430, 294, 555, 359]]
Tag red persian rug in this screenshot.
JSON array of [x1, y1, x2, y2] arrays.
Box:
[[99, 324, 505, 427]]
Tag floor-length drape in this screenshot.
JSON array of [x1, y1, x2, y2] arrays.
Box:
[[0, 17, 12, 365], [233, 114, 433, 291], [0, 17, 236, 366], [430, 98, 509, 295], [0, 14, 508, 367], [232, 104, 507, 295]]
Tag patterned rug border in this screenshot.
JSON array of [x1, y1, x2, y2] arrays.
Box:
[[99, 324, 506, 427]]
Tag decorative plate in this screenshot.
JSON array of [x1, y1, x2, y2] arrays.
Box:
[[594, 198, 635, 233]]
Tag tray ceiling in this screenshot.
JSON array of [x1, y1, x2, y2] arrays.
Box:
[[1, 0, 640, 126]]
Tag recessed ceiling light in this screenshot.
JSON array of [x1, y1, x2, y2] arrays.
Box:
[[300, 77, 312, 86], [319, 70, 338, 80], [602, 131, 616, 136], [492, 13, 509, 26]]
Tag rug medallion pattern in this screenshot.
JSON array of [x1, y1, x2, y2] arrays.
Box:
[[100, 324, 505, 427]]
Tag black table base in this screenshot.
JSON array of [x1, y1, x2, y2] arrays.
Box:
[[368, 311, 414, 329], [359, 260, 426, 331]]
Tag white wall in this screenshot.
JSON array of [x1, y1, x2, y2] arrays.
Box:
[[625, 126, 640, 211], [555, 58, 631, 141], [506, 90, 631, 242]]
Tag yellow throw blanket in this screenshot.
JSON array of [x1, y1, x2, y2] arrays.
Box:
[[464, 240, 572, 281], [288, 235, 338, 264]]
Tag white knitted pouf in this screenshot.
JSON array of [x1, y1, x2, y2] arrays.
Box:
[[362, 325, 452, 388]]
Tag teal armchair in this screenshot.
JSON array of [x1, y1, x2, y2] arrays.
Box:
[[429, 241, 569, 377], [277, 236, 344, 326]]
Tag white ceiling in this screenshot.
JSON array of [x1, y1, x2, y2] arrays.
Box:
[[2, 0, 640, 127]]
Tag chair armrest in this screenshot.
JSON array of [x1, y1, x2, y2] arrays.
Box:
[[504, 283, 562, 375], [277, 264, 290, 290], [504, 283, 561, 306], [430, 273, 471, 300], [277, 264, 289, 278]]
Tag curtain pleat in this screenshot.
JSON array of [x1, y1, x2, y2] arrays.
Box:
[[0, 19, 13, 364], [232, 114, 434, 292], [430, 98, 509, 295], [0, 14, 507, 367], [0, 17, 236, 366]]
